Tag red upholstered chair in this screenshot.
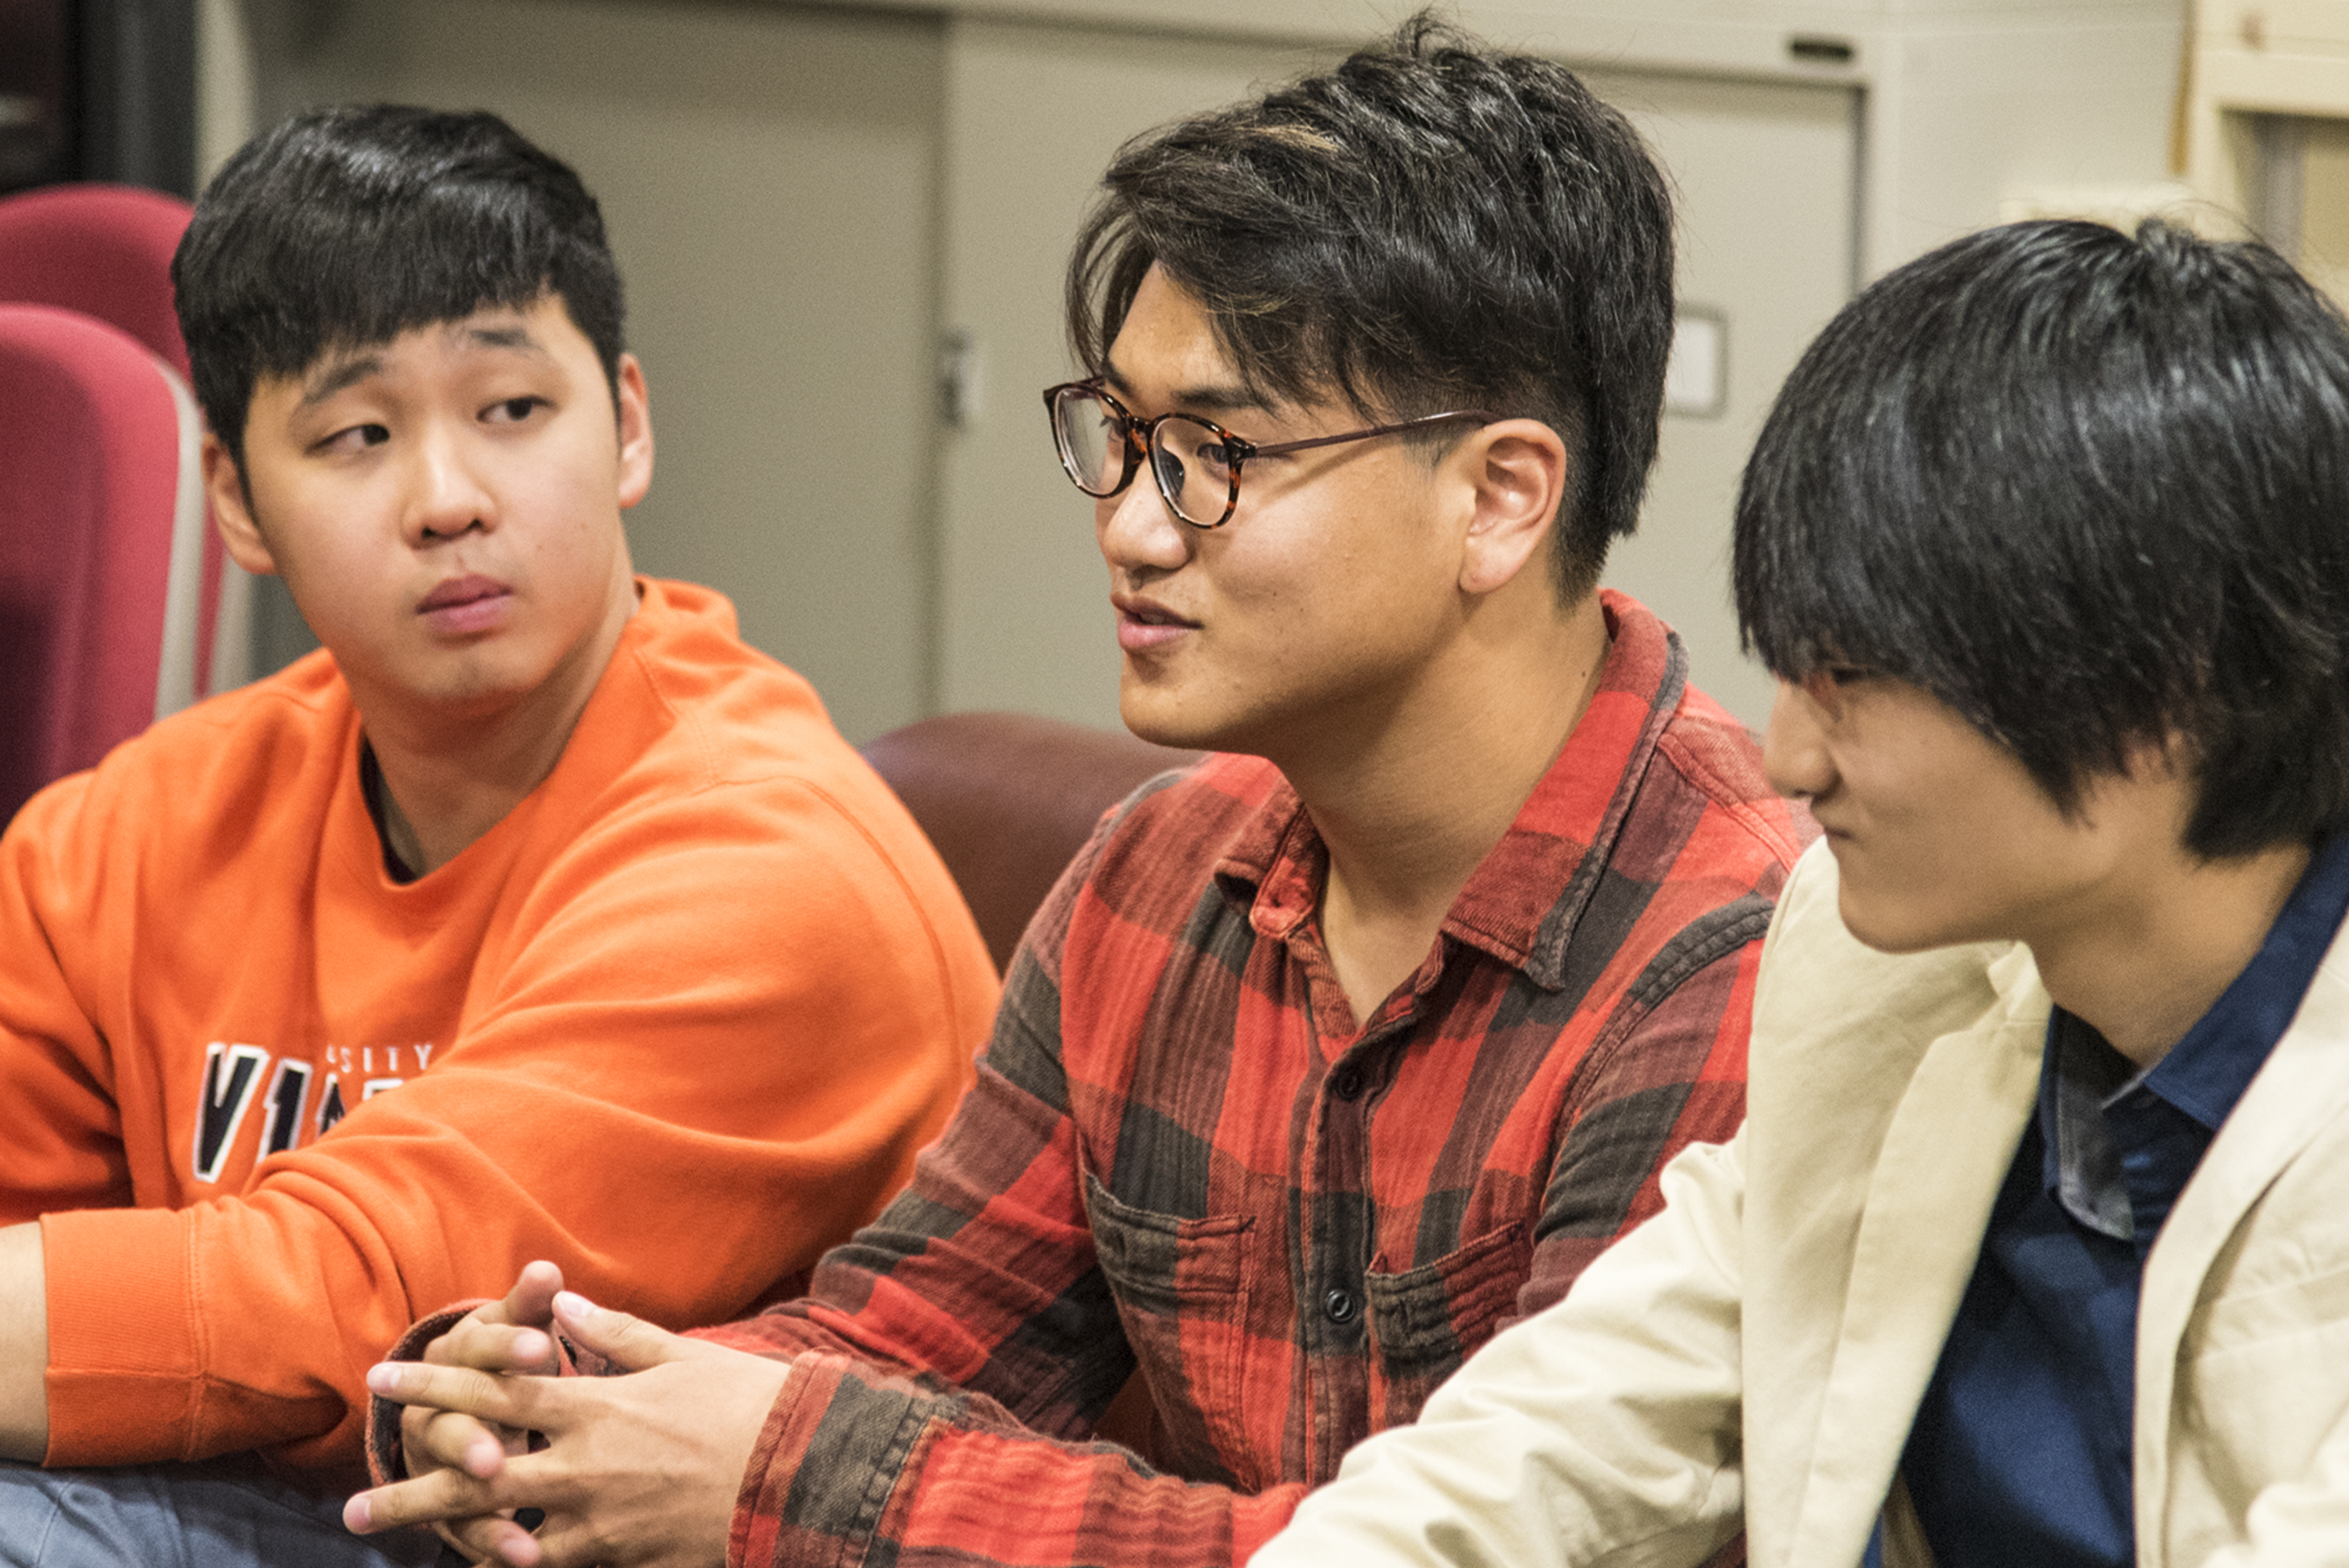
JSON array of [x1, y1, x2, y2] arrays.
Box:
[[861, 711, 1203, 974], [0, 304, 211, 825], [0, 183, 249, 701], [0, 184, 195, 376]]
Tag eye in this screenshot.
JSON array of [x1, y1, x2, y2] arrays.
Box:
[[316, 423, 389, 455], [1151, 443, 1189, 501], [484, 395, 547, 424]]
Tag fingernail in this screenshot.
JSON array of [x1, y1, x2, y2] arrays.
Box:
[[343, 1494, 372, 1533], [514, 1329, 551, 1360], [364, 1363, 403, 1395], [553, 1290, 598, 1319], [469, 1436, 501, 1477]]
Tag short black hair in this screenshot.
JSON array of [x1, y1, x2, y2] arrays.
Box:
[[1065, 12, 1674, 601], [173, 104, 626, 466], [1736, 217, 2349, 859]]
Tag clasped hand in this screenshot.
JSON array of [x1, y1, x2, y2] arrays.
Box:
[[343, 1260, 789, 1568]]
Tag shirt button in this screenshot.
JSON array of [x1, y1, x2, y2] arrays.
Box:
[[1324, 1288, 1358, 1324], [1330, 1064, 1365, 1101]]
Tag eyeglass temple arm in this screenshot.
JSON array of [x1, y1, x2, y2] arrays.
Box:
[[1241, 409, 1498, 460]]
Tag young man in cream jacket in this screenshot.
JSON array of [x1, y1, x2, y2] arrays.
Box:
[[1253, 217, 2349, 1568]]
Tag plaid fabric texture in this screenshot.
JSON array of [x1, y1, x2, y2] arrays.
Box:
[[702, 593, 1811, 1568]]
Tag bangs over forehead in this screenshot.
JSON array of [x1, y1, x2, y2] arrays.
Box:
[[174, 104, 625, 462]]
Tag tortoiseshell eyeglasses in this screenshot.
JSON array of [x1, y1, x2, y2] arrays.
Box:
[[1043, 380, 1495, 529]]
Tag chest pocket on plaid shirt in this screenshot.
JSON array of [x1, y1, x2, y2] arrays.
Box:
[[1084, 1173, 1260, 1480], [1363, 1220, 1533, 1428]]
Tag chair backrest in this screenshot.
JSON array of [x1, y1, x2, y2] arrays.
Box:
[[0, 183, 194, 375], [0, 304, 209, 825], [861, 711, 1203, 973], [0, 183, 251, 700]]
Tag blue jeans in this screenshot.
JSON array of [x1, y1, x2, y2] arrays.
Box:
[[0, 1456, 456, 1566]]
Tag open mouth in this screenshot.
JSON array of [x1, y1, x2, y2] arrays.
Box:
[[1113, 594, 1199, 652]]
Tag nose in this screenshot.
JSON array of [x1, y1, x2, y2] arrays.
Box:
[[1763, 679, 1835, 801], [404, 425, 496, 546], [1094, 467, 1190, 580]]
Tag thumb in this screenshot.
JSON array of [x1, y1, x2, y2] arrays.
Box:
[[550, 1290, 686, 1372]]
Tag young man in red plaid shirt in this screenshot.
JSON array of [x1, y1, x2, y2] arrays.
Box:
[[347, 18, 1810, 1568]]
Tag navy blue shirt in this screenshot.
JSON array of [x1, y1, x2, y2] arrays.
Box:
[[1886, 830, 2349, 1568]]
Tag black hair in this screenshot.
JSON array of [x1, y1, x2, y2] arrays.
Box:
[[173, 104, 626, 466], [1735, 217, 2349, 858], [1065, 12, 1674, 600]]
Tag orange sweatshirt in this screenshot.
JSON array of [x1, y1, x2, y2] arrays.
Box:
[[0, 579, 996, 1474]]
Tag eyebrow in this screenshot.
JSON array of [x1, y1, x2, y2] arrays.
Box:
[[1100, 358, 1266, 418], [462, 324, 548, 357], [294, 323, 551, 409], [297, 354, 384, 409]]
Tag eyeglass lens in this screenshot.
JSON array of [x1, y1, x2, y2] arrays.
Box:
[[1052, 387, 1238, 526], [1052, 388, 1126, 497]]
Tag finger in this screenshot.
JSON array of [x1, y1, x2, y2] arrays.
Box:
[[438, 1513, 544, 1568], [399, 1399, 490, 1483], [426, 1318, 557, 1374], [550, 1290, 687, 1372], [501, 1260, 565, 1329], [518, 1514, 611, 1568], [366, 1359, 549, 1429], [420, 1408, 513, 1480], [344, 1465, 521, 1536]]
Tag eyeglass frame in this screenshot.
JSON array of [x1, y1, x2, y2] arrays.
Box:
[[1043, 379, 1497, 529]]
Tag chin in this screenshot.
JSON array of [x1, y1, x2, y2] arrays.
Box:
[[1834, 884, 1984, 956], [1117, 682, 1217, 752]]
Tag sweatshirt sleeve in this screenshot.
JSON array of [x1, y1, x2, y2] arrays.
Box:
[[20, 761, 993, 1471]]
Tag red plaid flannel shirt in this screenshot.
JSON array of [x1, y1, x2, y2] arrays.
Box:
[[688, 594, 1809, 1567]]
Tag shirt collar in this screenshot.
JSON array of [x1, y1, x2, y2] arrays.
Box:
[[2041, 826, 2349, 1238], [1212, 591, 1691, 989]]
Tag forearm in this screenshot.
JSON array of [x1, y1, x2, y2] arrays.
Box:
[[0, 1221, 48, 1460]]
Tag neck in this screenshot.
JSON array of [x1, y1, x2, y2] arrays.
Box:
[[2033, 837, 2312, 1069], [362, 578, 637, 877], [1293, 591, 1611, 1022]]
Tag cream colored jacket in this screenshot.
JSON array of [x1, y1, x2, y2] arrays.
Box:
[[1253, 839, 2349, 1568]]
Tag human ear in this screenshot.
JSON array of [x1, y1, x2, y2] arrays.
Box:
[[613, 353, 654, 510], [1455, 419, 1568, 597], [204, 433, 279, 577]]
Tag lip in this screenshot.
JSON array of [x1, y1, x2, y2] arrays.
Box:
[[1112, 593, 1199, 654], [417, 574, 512, 636]]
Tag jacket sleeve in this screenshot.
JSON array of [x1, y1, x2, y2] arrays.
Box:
[[1249, 1134, 1751, 1568], [14, 770, 993, 1471]]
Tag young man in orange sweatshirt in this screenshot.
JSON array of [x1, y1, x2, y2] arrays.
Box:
[[0, 105, 996, 1560]]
